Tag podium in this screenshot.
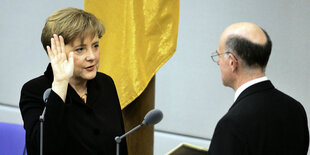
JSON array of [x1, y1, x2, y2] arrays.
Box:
[[167, 143, 208, 155]]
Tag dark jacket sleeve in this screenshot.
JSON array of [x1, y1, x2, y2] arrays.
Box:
[[19, 78, 67, 155]]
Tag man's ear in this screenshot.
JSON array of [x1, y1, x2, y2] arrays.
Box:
[[229, 53, 238, 72]]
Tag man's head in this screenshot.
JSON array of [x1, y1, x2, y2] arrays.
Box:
[[216, 22, 272, 89], [41, 7, 105, 52]]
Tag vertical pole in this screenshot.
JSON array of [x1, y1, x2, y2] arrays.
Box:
[[122, 76, 155, 155], [116, 142, 119, 155], [40, 117, 43, 155]]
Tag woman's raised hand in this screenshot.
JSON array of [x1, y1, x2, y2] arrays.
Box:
[[46, 34, 74, 102]]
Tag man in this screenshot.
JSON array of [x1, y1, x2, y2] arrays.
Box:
[[208, 22, 309, 155]]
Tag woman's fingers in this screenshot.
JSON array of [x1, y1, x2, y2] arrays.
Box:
[[50, 34, 68, 62], [48, 34, 74, 83], [51, 37, 57, 56], [59, 35, 66, 54], [53, 34, 62, 54], [47, 45, 54, 59]]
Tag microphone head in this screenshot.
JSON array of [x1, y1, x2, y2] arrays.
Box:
[[142, 109, 163, 126], [43, 88, 52, 103]]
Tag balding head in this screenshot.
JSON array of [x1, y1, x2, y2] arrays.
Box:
[[222, 22, 267, 45], [218, 22, 272, 71]]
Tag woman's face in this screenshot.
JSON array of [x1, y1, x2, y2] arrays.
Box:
[[64, 35, 100, 82]]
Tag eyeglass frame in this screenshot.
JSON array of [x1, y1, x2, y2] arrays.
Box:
[[210, 50, 238, 63], [211, 51, 229, 63]]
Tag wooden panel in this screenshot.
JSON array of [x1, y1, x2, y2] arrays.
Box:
[[122, 76, 155, 155]]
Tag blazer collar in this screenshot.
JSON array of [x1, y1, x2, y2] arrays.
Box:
[[230, 80, 275, 110], [44, 63, 54, 82], [43, 63, 99, 106]]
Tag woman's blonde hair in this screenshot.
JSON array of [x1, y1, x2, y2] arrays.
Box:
[[41, 7, 105, 52]]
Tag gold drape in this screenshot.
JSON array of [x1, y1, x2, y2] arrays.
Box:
[[85, 0, 179, 109]]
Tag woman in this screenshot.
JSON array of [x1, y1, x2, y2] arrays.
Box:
[[19, 8, 128, 155]]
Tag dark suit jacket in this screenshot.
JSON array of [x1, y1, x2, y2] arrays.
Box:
[[208, 80, 309, 155], [19, 64, 128, 155]]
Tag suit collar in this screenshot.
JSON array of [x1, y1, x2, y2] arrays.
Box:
[[230, 80, 275, 110], [234, 76, 268, 102]]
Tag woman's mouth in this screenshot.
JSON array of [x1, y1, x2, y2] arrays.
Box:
[[86, 65, 95, 71]]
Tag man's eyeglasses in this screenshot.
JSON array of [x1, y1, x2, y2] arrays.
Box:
[[210, 51, 230, 63]]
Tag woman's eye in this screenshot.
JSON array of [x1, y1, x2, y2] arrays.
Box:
[[75, 48, 83, 52], [94, 44, 99, 48]]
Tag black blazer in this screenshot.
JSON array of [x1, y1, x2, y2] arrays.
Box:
[[19, 64, 128, 155], [208, 81, 309, 155]]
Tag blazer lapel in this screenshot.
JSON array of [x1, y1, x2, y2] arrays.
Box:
[[85, 76, 99, 107]]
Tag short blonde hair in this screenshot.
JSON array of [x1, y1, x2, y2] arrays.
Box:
[[41, 7, 105, 52]]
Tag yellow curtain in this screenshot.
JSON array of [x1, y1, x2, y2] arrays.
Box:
[[85, 0, 179, 109]]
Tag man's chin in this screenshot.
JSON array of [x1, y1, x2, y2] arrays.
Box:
[[222, 80, 230, 87], [222, 80, 234, 90]]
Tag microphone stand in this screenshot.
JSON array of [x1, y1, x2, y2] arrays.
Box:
[[39, 107, 47, 155], [39, 88, 51, 155], [115, 124, 143, 155], [114, 109, 163, 155]]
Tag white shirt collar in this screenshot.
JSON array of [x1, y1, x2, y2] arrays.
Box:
[[234, 76, 268, 102]]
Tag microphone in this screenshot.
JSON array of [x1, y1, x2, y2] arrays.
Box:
[[43, 88, 51, 103], [115, 109, 163, 155], [41, 88, 51, 119], [142, 109, 163, 125], [40, 88, 51, 155]]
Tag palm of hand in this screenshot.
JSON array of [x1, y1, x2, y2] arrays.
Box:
[[47, 34, 74, 83]]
